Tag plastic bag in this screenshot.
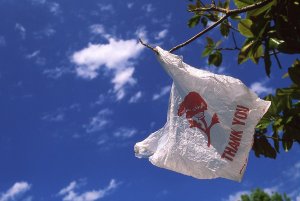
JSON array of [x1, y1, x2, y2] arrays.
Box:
[[134, 47, 271, 182]]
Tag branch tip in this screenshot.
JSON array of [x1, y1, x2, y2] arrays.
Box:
[[138, 38, 158, 54]]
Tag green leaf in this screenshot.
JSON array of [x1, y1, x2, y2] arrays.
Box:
[[188, 15, 201, 28], [238, 39, 255, 64], [215, 40, 222, 48], [238, 19, 254, 38], [272, 131, 280, 153], [264, 94, 287, 115], [220, 20, 230, 37], [264, 38, 271, 77], [233, 0, 254, 8], [224, 0, 230, 9], [206, 37, 214, 46], [288, 59, 300, 86], [201, 17, 208, 27], [277, 87, 300, 99], [247, 0, 275, 17], [208, 51, 222, 67], [188, 4, 197, 10], [256, 115, 272, 129], [282, 133, 293, 152], [282, 72, 289, 78], [202, 47, 213, 57], [202, 37, 215, 57], [206, 13, 219, 22], [252, 135, 277, 159], [250, 43, 263, 64], [268, 38, 284, 49]]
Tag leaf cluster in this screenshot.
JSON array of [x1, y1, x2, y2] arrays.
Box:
[[187, 0, 300, 158], [254, 60, 300, 158], [241, 188, 291, 201], [188, 0, 300, 75]]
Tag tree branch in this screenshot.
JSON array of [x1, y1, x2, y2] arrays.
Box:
[[189, 0, 273, 14], [170, 0, 273, 53], [139, 38, 158, 54], [189, 5, 227, 13], [254, 133, 297, 142], [215, 33, 241, 51], [169, 15, 228, 53]]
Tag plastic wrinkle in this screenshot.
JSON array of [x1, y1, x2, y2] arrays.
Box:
[[134, 47, 271, 182]]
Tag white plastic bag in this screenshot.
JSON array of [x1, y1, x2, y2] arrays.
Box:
[[134, 47, 271, 182]]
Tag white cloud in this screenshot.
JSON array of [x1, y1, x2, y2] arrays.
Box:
[[34, 26, 56, 39], [15, 23, 26, 39], [25, 50, 46, 66], [0, 36, 6, 47], [85, 109, 112, 133], [127, 3, 134, 8], [58, 179, 119, 201], [114, 127, 137, 139], [152, 85, 171, 100], [43, 27, 56, 36], [151, 14, 172, 27], [98, 4, 114, 12], [250, 80, 273, 96], [112, 67, 136, 100], [42, 111, 64, 122], [224, 190, 249, 201], [48, 2, 60, 15], [31, 0, 61, 15], [59, 181, 77, 195], [94, 94, 106, 105], [42, 105, 80, 122], [142, 4, 154, 13], [43, 67, 72, 79], [0, 182, 31, 201], [297, 195, 300, 201], [155, 29, 168, 40], [263, 186, 279, 195], [26, 50, 40, 59], [135, 26, 148, 42], [31, 0, 46, 4], [129, 91, 142, 103], [97, 136, 108, 145], [284, 161, 300, 180], [71, 37, 143, 100], [72, 39, 142, 75], [89, 24, 105, 35]]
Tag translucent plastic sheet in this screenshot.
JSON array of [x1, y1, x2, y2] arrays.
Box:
[[134, 47, 271, 182]]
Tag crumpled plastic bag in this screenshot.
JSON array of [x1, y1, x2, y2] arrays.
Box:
[[134, 47, 271, 182]]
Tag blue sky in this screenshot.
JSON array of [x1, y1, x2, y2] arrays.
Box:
[[0, 0, 299, 201]]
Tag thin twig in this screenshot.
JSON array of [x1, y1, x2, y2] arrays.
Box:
[[216, 33, 241, 51], [169, 15, 228, 53], [273, 49, 282, 69], [170, 0, 273, 53], [215, 47, 241, 51], [139, 38, 158, 54], [232, 32, 238, 49], [189, 0, 273, 14], [228, 24, 239, 32], [254, 133, 297, 142], [189, 5, 227, 13]]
